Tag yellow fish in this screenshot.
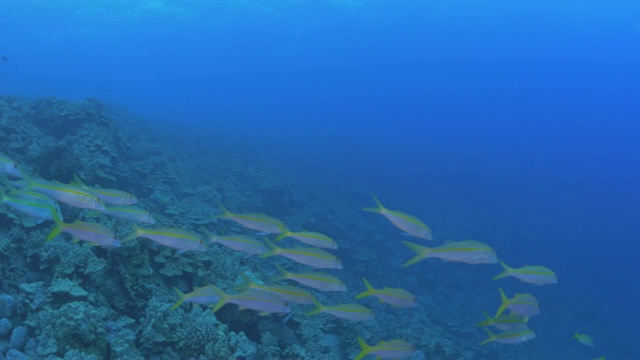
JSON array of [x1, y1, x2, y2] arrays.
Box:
[[493, 260, 557, 286], [212, 201, 285, 235], [495, 288, 540, 320], [573, 332, 595, 347], [363, 194, 432, 240], [355, 337, 417, 360], [307, 299, 374, 321], [403, 240, 497, 266], [480, 327, 536, 345], [355, 278, 416, 308]]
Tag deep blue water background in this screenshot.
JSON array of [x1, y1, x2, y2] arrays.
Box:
[[1, 1, 639, 358]]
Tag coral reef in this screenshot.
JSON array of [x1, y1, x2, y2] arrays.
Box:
[[0, 94, 535, 359]]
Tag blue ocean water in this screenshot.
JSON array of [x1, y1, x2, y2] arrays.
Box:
[[1, 1, 639, 359]]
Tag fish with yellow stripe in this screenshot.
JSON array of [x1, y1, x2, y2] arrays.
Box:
[[212, 201, 285, 235], [209, 286, 291, 315], [402, 240, 497, 266], [170, 285, 221, 310], [363, 194, 432, 240], [480, 327, 536, 345], [71, 175, 138, 205], [46, 209, 120, 248], [0, 188, 62, 224], [573, 332, 595, 347], [493, 260, 557, 286], [271, 265, 347, 292], [355, 278, 417, 308], [306, 298, 374, 321], [201, 227, 267, 256], [235, 273, 316, 305], [16, 177, 106, 211], [261, 239, 342, 269], [355, 337, 417, 360], [122, 225, 207, 253], [476, 310, 528, 331], [495, 288, 540, 320]]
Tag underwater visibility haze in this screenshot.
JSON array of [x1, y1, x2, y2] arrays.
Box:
[[0, 1, 639, 359]]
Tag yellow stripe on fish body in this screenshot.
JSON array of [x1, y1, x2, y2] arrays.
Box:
[[212, 201, 286, 234], [261, 239, 342, 269], [0, 190, 61, 222], [235, 274, 316, 305], [271, 264, 347, 291], [306, 298, 374, 321], [495, 288, 541, 320], [71, 175, 138, 205], [480, 327, 536, 346], [493, 260, 557, 286], [201, 227, 267, 255], [355, 278, 417, 308], [170, 285, 221, 310], [122, 224, 207, 253], [476, 310, 528, 331], [275, 230, 338, 249], [23, 177, 106, 211], [355, 337, 417, 360], [46, 210, 120, 248], [211, 286, 291, 314], [363, 194, 432, 240], [402, 240, 497, 266]]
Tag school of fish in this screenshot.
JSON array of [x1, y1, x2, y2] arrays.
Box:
[[1, 151, 600, 359]]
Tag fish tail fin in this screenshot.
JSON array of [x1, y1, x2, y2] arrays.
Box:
[[45, 207, 65, 241], [492, 259, 512, 280], [170, 287, 187, 310], [211, 200, 231, 219], [199, 226, 215, 243], [495, 288, 509, 318], [480, 327, 496, 346], [70, 174, 87, 188], [305, 298, 324, 316], [260, 238, 280, 258], [271, 264, 289, 282], [362, 193, 385, 213], [476, 310, 494, 327], [234, 273, 255, 291], [45, 223, 64, 242], [354, 277, 376, 299], [354, 337, 372, 360], [402, 241, 430, 267], [274, 229, 291, 242], [210, 286, 229, 313], [572, 332, 579, 339], [121, 224, 142, 243]]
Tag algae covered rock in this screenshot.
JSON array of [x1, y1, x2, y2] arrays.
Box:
[[0, 295, 16, 318], [26, 301, 108, 358]]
